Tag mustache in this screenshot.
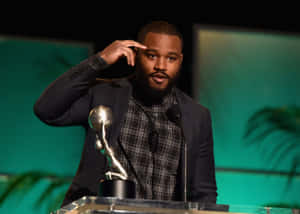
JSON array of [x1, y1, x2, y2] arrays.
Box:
[[149, 71, 170, 79]]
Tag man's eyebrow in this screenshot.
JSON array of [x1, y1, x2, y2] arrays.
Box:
[[144, 49, 158, 53], [144, 49, 180, 56], [168, 52, 180, 56]]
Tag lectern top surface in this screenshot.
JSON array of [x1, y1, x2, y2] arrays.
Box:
[[53, 196, 294, 214]]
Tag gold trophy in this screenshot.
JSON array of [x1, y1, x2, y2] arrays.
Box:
[[88, 105, 135, 199]]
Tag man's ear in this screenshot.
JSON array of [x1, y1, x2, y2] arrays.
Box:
[[179, 53, 184, 65]]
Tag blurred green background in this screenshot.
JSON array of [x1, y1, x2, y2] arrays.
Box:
[[0, 37, 90, 213], [193, 26, 300, 208], [0, 26, 299, 213]]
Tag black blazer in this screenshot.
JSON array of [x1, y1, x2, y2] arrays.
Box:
[[34, 55, 217, 207]]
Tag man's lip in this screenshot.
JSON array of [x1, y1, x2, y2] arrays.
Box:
[[151, 76, 167, 84], [153, 75, 167, 79], [150, 73, 169, 79]]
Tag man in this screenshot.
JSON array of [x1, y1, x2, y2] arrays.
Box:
[[34, 21, 217, 206]]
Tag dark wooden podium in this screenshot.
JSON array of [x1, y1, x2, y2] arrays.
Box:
[[53, 196, 230, 214]]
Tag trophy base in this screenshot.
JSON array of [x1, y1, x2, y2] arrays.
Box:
[[99, 180, 136, 199]]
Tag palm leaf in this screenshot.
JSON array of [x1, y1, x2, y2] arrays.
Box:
[[0, 171, 49, 204], [285, 156, 300, 189], [244, 106, 300, 141], [47, 189, 69, 214], [269, 140, 300, 168], [263, 202, 300, 209], [244, 107, 276, 139], [244, 106, 300, 187], [34, 178, 70, 209], [265, 135, 298, 163], [0, 171, 71, 213]]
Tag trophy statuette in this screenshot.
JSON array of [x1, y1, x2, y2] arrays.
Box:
[[88, 105, 135, 199]]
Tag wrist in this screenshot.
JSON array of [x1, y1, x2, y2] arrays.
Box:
[[87, 54, 109, 71]]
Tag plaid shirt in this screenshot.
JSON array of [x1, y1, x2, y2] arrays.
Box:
[[113, 88, 182, 200]]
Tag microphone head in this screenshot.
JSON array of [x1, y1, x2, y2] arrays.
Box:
[[88, 105, 113, 131], [166, 104, 181, 125]]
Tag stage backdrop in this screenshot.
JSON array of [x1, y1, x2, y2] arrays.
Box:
[[1, 27, 300, 214], [193, 25, 300, 208], [0, 36, 92, 213]]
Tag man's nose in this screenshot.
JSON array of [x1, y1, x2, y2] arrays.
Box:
[[154, 57, 167, 71]]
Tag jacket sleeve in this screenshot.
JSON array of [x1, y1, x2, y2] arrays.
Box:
[[189, 108, 218, 203], [34, 54, 108, 126]]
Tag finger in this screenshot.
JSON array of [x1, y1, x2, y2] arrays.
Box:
[[123, 47, 135, 66], [121, 47, 135, 66], [122, 40, 147, 50]]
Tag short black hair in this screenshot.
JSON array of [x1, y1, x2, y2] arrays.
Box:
[[137, 20, 183, 49]]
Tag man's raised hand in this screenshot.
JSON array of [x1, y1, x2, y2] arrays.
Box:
[[98, 40, 147, 67]]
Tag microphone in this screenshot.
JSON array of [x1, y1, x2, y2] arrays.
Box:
[[166, 104, 187, 202], [166, 104, 181, 126]]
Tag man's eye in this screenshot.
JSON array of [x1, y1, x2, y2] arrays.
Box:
[[168, 56, 177, 62], [146, 53, 156, 59]]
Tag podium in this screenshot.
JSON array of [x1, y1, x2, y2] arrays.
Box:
[[53, 196, 229, 214]]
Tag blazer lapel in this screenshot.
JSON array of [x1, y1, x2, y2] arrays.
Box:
[[108, 80, 132, 146]]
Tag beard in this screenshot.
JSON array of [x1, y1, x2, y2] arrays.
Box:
[[132, 67, 180, 103]]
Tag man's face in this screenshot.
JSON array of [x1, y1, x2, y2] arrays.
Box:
[[135, 32, 183, 96]]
